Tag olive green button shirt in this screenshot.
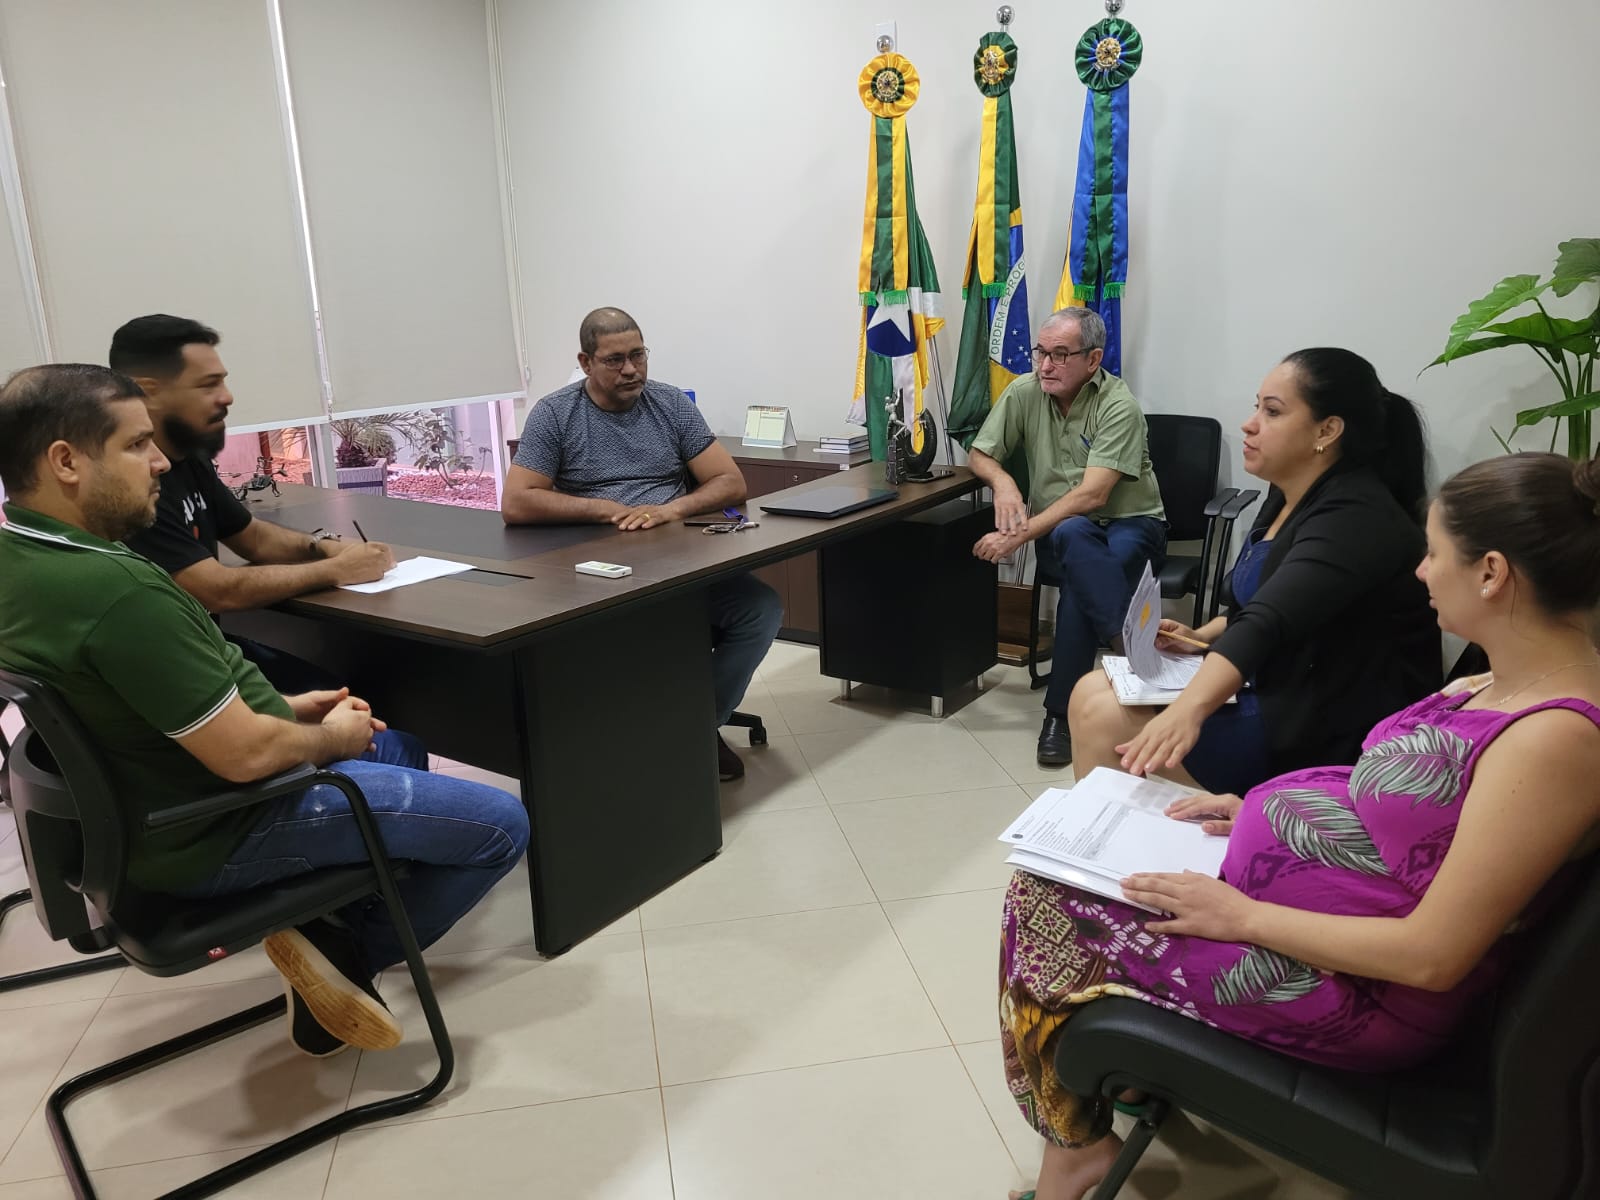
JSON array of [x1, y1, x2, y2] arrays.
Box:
[[969, 369, 1165, 521]]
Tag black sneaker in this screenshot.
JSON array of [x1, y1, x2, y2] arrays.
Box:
[[284, 982, 349, 1058], [264, 919, 402, 1052], [1037, 714, 1073, 766]]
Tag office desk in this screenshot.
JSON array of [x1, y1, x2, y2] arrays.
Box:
[[225, 465, 981, 954]]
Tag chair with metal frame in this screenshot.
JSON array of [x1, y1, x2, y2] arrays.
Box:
[[0, 698, 124, 993], [1051, 858, 1600, 1199], [0, 668, 455, 1200]]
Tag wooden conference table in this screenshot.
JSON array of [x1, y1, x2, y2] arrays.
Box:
[[225, 465, 982, 954]]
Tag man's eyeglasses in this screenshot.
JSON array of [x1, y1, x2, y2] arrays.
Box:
[[1031, 345, 1095, 367], [593, 347, 650, 371]]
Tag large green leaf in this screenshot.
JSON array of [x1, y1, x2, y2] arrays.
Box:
[[1434, 274, 1548, 364], [1481, 313, 1596, 354], [1514, 391, 1600, 429], [1551, 238, 1600, 298], [1262, 788, 1391, 877], [1349, 723, 1473, 808], [1210, 946, 1323, 1007], [1427, 335, 1521, 367]]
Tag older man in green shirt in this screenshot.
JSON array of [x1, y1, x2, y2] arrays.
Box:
[[968, 308, 1166, 765]]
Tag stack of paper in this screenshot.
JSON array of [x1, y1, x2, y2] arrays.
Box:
[[1102, 655, 1237, 707], [1120, 561, 1206, 691], [998, 768, 1228, 912]]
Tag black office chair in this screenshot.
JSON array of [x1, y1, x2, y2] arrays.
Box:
[[0, 697, 124, 993], [0, 668, 455, 1200], [724, 711, 768, 745], [1026, 415, 1257, 690], [1052, 859, 1600, 1199]]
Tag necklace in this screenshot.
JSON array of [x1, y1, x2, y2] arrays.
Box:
[[1480, 659, 1600, 710]]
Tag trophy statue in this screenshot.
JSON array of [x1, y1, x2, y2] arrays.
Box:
[[883, 390, 939, 485]]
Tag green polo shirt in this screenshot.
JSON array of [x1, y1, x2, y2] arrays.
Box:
[[970, 369, 1165, 521], [0, 504, 295, 891]]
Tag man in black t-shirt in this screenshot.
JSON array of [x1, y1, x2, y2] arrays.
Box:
[[111, 315, 396, 693]]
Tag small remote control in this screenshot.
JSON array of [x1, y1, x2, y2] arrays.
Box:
[[575, 560, 632, 579]]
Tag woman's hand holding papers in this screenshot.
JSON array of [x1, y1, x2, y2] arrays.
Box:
[[1164, 792, 1243, 836], [1121, 870, 1257, 941]]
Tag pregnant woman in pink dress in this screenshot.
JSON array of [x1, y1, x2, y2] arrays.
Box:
[[1000, 451, 1600, 1200]]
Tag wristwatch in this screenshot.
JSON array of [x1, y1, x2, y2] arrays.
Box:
[[309, 528, 342, 557]]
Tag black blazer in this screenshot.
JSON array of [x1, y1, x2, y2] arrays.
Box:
[[1211, 461, 1442, 775]]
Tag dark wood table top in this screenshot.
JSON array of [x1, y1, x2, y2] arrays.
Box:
[[237, 465, 981, 649]]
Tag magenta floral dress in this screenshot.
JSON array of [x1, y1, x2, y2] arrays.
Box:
[[999, 690, 1600, 1146]]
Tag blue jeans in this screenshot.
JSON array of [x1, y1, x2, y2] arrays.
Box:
[[709, 573, 783, 727], [227, 633, 419, 765], [1037, 515, 1167, 715], [175, 743, 530, 977]]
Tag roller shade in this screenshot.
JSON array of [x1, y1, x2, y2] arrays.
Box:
[[0, 0, 325, 428], [281, 0, 522, 415]]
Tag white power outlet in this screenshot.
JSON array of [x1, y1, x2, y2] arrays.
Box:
[[874, 20, 897, 52]]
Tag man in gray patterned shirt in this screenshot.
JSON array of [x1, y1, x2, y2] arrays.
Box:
[[502, 307, 782, 781]]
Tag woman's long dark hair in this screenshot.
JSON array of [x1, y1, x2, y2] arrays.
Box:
[[1282, 348, 1428, 519]]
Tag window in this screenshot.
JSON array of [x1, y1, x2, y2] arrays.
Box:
[[328, 401, 506, 511]]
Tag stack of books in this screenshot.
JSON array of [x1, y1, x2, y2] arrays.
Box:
[[816, 433, 869, 455]]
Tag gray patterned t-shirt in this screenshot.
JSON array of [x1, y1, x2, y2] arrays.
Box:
[[512, 379, 715, 507]]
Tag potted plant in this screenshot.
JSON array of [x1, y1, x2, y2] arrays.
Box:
[[330, 416, 402, 495], [1429, 237, 1600, 645], [1426, 237, 1600, 460], [329, 411, 482, 496]]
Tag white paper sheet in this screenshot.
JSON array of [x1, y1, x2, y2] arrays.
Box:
[[1102, 656, 1236, 707], [998, 768, 1228, 911], [338, 555, 476, 594], [1120, 563, 1206, 691]]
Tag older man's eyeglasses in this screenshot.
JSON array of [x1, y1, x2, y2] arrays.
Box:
[[1031, 345, 1094, 368], [593, 347, 650, 371]]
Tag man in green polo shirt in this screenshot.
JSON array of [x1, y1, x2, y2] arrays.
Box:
[[0, 364, 529, 1059], [968, 308, 1166, 766]]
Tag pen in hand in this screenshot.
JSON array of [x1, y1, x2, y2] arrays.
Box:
[[352, 520, 369, 543], [1164, 631, 1210, 650]]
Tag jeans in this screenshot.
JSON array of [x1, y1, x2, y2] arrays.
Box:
[[709, 573, 783, 727], [174, 746, 530, 978], [227, 632, 421, 768], [1037, 515, 1168, 715]]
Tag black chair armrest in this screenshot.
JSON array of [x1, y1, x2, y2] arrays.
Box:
[[1201, 486, 1239, 519], [143, 763, 319, 832], [1218, 488, 1261, 521]]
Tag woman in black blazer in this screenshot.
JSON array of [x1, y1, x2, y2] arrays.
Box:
[[1068, 348, 1442, 793]]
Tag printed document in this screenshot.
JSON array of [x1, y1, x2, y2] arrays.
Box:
[[1102, 656, 1236, 707], [1120, 562, 1205, 691], [998, 767, 1229, 913]]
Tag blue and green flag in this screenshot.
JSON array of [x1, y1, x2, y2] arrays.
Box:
[[1055, 18, 1141, 376]]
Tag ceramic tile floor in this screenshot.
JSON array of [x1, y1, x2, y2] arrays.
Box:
[[0, 649, 1355, 1199]]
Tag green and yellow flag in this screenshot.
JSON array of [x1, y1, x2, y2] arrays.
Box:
[[848, 51, 945, 462], [950, 32, 1033, 450]]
